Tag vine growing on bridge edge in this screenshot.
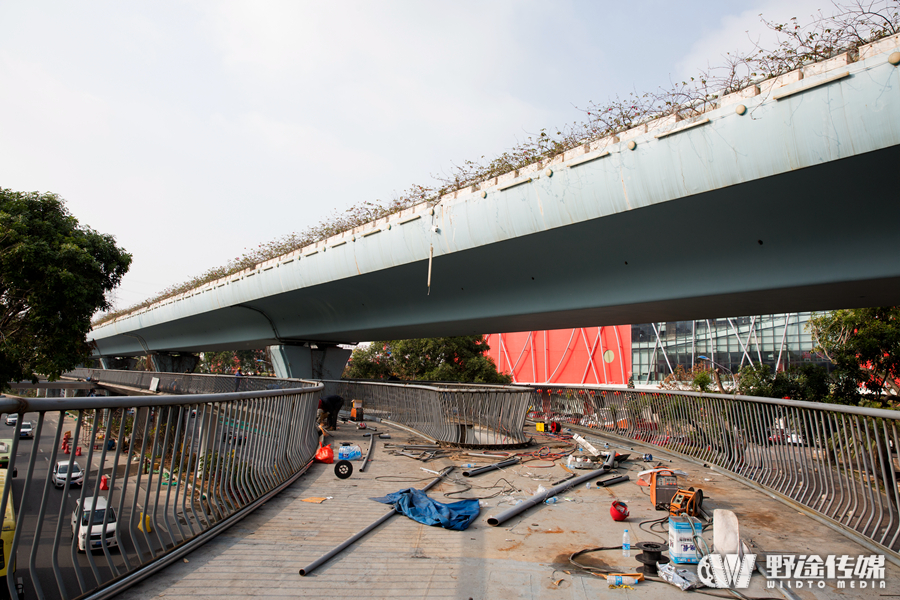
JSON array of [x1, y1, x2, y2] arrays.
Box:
[[94, 1, 900, 327]]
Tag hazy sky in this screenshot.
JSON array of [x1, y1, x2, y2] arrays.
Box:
[[0, 0, 828, 311]]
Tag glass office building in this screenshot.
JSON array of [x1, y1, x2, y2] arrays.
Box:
[[631, 312, 828, 384]]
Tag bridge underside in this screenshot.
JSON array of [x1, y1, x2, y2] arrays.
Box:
[[93, 143, 900, 356]]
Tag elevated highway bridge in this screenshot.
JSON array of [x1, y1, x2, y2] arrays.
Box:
[[89, 37, 900, 379]]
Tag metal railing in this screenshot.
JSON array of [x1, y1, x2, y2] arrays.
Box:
[[66, 368, 315, 395], [0, 381, 322, 600], [322, 380, 532, 447], [528, 384, 900, 562]]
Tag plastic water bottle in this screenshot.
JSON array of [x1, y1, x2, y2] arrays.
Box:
[[622, 529, 631, 557], [607, 575, 638, 586], [462, 463, 475, 468], [544, 497, 558, 505]]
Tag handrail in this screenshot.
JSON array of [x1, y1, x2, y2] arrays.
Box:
[[1, 375, 322, 600], [321, 379, 532, 447]]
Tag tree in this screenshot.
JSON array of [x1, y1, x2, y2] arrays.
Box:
[[199, 349, 271, 375], [0, 189, 131, 389], [345, 336, 512, 384], [808, 307, 900, 407], [735, 362, 830, 402]]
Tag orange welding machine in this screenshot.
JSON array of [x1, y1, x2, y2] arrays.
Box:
[[650, 469, 679, 510]]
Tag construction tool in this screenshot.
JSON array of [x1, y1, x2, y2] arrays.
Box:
[[649, 469, 679, 510], [669, 487, 705, 518]]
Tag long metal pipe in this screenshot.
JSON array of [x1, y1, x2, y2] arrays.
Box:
[[462, 457, 519, 477], [486, 454, 615, 527], [595, 475, 629, 487], [359, 436, 376, 472], [298, 466, 453, 576]]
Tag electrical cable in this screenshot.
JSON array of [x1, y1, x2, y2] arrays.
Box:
[[637, 515, 669, 542], [441, 475, 520, 500]]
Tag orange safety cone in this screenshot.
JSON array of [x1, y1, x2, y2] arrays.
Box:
[[75, 446, 82, 457], [63, 444, 70, 454], [100, 475, 109, 490]]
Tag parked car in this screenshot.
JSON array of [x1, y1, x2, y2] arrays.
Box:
[[0, 440, 10, 468], [52, 460, 84, 488], [5, 414, 17, 426], [19, 421, 33, 439], [222, 430, 246, 445], [71, 496, 118, 552], [768, 429, 805, 446]]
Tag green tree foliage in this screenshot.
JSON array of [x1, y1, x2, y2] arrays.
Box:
[[735, 363, 830, 402], [0, 189, 131, 388], [345, 336, 512, 384], [808, 307, 900, 406], [199, 349, 271, 374]]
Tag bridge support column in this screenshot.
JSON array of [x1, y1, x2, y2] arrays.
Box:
[[148, 352, 200, 373], [99, 357, 111, 370], [268, 344, 351, 380]]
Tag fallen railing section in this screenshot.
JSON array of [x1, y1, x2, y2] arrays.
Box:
[[322, 380, 532, 447], [66, 368, 315, 395], [528, 384, 900, 562], [0, 381, 321, 600]]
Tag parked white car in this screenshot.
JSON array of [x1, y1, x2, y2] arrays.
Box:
[[71, 496, 118, 552], [52, 460, 84, 488]]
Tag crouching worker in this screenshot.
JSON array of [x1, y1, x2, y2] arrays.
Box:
[[320, 395, 344, 430]]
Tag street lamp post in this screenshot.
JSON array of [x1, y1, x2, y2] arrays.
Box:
[[698, 355, 734, 389]]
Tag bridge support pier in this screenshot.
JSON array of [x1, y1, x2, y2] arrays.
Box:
[[148, 352, 200, 373], [268, 344, 351, 380]]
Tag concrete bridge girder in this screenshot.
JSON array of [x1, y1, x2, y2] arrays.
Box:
[[87, 44, 900, 357]]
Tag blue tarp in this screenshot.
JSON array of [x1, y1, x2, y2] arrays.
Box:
[[369, 488, 480, 531]]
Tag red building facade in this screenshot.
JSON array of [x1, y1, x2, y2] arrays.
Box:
[[485, 326, 632, 385]]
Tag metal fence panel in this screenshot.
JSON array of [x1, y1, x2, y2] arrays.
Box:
[[0, 382, 321, 600], [321, 380, 532, 447]]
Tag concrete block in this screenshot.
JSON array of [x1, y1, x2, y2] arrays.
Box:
[[759, 69, 803, 96], [719, 85, 760, 107], [617, 123, 647, 142], [859, 32, 900, 61], [646, 113, 680, 134], [496, 170, 517, 187], [802, 52, 852, 78]]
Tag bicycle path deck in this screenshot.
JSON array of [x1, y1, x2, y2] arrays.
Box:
[[117, 423, 898, 599]]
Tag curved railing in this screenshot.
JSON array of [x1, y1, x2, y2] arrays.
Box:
[[528, 384, 900, 563], [0, 379, 322, 600], [66, 368, 315, 395], [321, 380, 532, 447]]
